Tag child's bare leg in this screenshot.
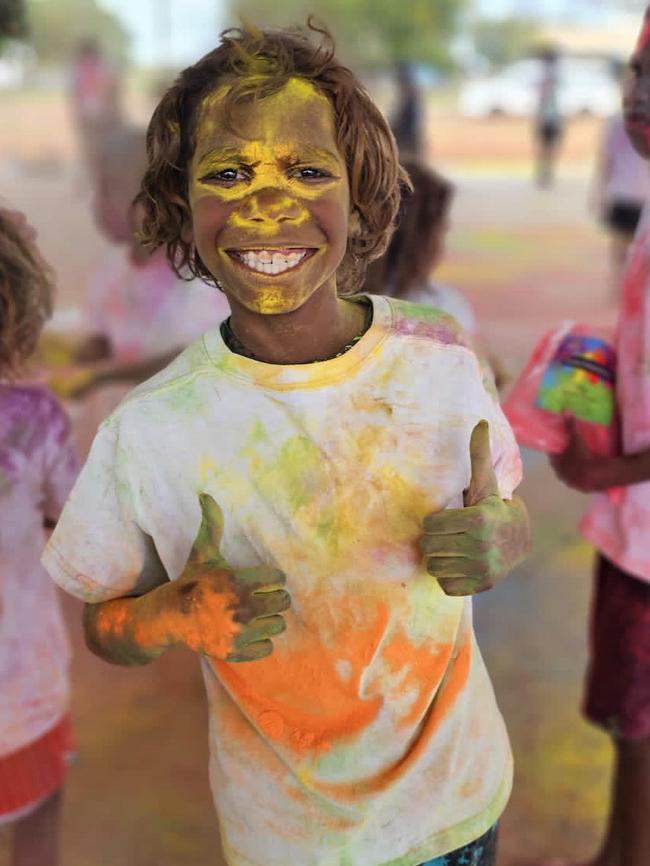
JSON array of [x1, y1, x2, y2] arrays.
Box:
[[616, 734, 650, 866], [12, 789, 62, 866]]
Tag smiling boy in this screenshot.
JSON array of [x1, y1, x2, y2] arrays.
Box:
[[43, 24, 529, 866]]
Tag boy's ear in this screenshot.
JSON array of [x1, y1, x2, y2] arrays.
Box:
[[348, 209, 363, 238]]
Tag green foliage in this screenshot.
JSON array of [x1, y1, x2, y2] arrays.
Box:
[[472, 16, 542, 70], [25, 0, 130, 65], [0, 0, 28, 48], [229, 0, 467, 70]]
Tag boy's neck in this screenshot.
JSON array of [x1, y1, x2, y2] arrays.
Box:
[[225, 290, 370, 365]]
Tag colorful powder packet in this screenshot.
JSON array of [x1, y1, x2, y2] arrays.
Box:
[[503, 322, 620, 458], [536, 333, 616, 425]]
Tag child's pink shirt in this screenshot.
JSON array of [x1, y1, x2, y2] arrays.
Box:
[[581, 205, 650, 582], [86, 249, 230, 363], [0, 386, 78, 756]]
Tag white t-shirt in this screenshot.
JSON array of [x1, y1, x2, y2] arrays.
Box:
[[0, 386, 78, 756], [44, 295, 522, 866], [601, 114, 650, 207]]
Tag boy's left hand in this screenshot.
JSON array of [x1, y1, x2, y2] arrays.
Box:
[[420, 421, 530, 597]]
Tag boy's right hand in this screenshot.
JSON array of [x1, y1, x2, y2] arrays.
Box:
[[171, 493, 290, 662]]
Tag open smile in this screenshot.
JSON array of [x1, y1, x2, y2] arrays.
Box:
[[226, 247, 317, 276]]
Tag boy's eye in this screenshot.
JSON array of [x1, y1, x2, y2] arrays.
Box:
[[199, 168, 247, 185], [293, 166, 331, 181]]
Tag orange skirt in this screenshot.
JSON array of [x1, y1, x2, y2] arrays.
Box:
[[0, 715, 74, 823]]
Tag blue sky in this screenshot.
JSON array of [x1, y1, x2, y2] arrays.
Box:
[[98, 0, 226, 65]]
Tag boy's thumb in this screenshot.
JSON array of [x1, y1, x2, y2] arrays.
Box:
[[464, 421, 499, 506], [188, 493, 228, 566]]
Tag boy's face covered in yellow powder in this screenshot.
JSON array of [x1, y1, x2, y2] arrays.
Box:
[[189, 78, 353, 315]]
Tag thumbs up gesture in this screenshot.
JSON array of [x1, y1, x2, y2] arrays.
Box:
[[171, 493, 291, 662], [420, 421, 530, 597]]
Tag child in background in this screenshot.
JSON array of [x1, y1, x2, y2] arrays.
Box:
[[534, 47, 564, 189], [54, 124, 230, 407], [68, 37, 122, 178], [364, 160, 476, 334], [43, 24, 530, 866], [364, 158, 509, 389], [544, 11, 650, 866], [592, 105, 650, 295], [0, 207, 78, 866]]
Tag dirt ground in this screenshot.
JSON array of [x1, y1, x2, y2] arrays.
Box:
[[0, 87, 619, 865]]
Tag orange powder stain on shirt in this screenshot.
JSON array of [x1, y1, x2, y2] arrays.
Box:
[[310, 634, 472, 802], [380, 627, 455, 728], [216, 602, 390, 754]]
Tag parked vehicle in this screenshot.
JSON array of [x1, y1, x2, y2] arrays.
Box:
[[459, 56, 621, 119]]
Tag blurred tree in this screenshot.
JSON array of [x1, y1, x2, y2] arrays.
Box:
[[0, 0, 28, 44], [25, 0, 130, 65], [472, 16, 542, 70], [230, 0, 467, 70]]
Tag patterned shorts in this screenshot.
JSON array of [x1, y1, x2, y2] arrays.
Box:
[[420, 824, 497, 866]]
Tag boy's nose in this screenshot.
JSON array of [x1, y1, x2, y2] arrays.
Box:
[[236, 187, 306, 224]]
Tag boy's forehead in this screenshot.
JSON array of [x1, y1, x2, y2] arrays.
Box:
[[195, 77, 337, 150]]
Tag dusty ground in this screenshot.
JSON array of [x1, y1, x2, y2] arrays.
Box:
[[0, 88, 619, 865]]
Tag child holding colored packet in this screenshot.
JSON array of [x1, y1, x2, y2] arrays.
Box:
[[43, 23, 530, 866], [540, 9, 650, 866], [0, 207, 78, 866]]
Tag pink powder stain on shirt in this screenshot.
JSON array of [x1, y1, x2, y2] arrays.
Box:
[[392, 316, 461, 345]]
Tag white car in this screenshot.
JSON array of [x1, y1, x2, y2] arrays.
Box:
[[459, 57, 621, 119]]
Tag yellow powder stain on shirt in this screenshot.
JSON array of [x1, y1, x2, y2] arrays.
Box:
[[198, 454, 220, 487]]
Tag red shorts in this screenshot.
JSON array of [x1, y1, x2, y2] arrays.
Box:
[[0, 715, 74, 824], [584, 556, 650, 741]]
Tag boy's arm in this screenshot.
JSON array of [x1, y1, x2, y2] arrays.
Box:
[[49, 349, 181, 401], [550, 424, 650, 492], [83, 494, 291, 666], [83, 582, 178, 666]]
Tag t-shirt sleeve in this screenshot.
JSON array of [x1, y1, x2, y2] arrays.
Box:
[[42, 417, 169, 603], [41, 396, 79, 522], [473, 359, 522, 501]]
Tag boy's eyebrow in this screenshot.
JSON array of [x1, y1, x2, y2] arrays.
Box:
[[196, 144, 341, 167], [196, 146, 244, 165]]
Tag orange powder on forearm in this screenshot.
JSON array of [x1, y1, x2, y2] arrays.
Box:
[[85, 579, 241, 666]]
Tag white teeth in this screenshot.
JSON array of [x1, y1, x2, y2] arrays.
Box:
[[237, 249, 308, 275]]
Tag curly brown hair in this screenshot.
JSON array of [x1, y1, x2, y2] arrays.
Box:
[[137, 20, 408, 294], [0, 209, 54, 378], [363, 159, 454, 299]]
